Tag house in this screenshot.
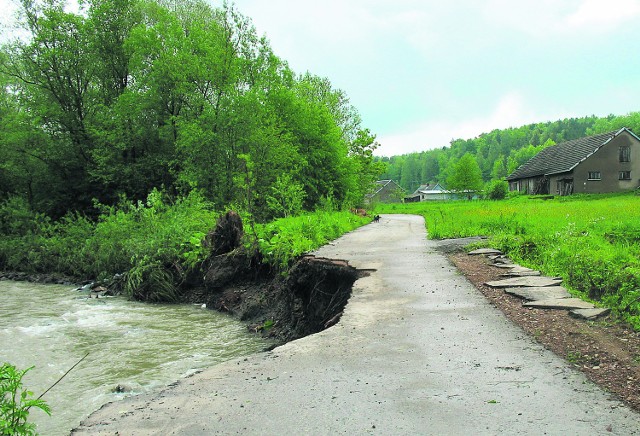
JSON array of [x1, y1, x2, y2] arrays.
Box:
[[365, 179, 404, 204], [404, 182, 450, 202], [506, 127, 640, 195]]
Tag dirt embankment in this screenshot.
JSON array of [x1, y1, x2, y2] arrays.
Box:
[[0, 211, 364, 346], [181, 211, 364, 344], [184, 252, 362, 345]]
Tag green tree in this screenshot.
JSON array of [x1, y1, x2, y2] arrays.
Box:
[[587, 111, 640, 135], [343, 128, 384, 208], [399, 155, 420, 192], [490, 158, 507, 180], [506, 139, 554, 176], [446, 153, 483, 199], [0, 0, 377, 219], [3, 1, 99, 214], [266, 174, 306, 218]]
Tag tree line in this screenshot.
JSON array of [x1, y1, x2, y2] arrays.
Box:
[[379, 113, 640, 194], [0, 0, 381, 221]]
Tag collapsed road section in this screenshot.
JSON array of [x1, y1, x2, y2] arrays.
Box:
[[75, 214, 640, 435]]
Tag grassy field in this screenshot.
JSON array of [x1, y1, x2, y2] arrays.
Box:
[[376, 193, 640, 329]]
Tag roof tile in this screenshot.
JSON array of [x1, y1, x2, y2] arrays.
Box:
[[506, 130, 619, 180]]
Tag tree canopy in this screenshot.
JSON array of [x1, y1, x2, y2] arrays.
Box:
[[446, 153, 483, 199], [0, 0, 380, 220], [377, 115, 640, 193]]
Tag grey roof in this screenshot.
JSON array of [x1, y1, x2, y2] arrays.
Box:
[[367, 179, 401, 198], [411, 184, 430, 195], [506, 128, 637, 181], [411, 182, 446, 195]]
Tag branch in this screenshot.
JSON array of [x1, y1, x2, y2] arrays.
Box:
[[32, 352, 89, 405]]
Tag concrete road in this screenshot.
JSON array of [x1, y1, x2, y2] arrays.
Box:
[[75, 215, 640, 435]]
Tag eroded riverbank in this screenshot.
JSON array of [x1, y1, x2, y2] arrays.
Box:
[[1, 215, 366, 435], [75, 215, 640, 435]]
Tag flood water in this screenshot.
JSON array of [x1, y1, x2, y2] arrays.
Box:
[[0, 280, 270, 435]]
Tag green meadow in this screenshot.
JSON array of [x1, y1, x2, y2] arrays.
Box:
[[377, 193, 640, 330]]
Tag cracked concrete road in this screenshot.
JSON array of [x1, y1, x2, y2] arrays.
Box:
[[74, 214, 640, 435]]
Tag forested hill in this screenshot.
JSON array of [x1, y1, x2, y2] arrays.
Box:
[[379, 112, 640, 193], [0, 0, 380, 221]]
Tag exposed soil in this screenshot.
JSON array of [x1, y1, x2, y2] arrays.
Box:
[[446, 250, 640, 412], [180, 211, 365, 346], [182, 252, 363, 345]]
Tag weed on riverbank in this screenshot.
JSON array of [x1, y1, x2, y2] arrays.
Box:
[[0, 191, 370, 301]]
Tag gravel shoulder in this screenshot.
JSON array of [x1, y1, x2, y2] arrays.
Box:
[[447, 250, 640, 412]]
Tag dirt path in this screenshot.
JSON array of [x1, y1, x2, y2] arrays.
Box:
[[74, 214, 640, 435]]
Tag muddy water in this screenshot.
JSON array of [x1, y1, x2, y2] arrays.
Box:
[[0, 281, 270, 435]]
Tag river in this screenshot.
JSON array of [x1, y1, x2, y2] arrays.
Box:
[[0, 280, 271, 435]]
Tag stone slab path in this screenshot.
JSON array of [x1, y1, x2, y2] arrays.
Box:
[[505, 286, 572, 301], [74, 215, 640, 435], [480, 251, 610, 320], [486, 276, 563, 288], [523, 297, 600, 310]]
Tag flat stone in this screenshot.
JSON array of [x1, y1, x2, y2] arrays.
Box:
[[500, 271, 541, 277], [523, 298, 596, 310], [492, 263, 516, 269], [509, 265, 538, 273], [505, 286, 572, 301], [485, 276, 562, 288], [468, 248, 503, 256], [570, 308, 611, 320]]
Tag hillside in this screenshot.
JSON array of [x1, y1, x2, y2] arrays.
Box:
[[379, 112, 640, 193]]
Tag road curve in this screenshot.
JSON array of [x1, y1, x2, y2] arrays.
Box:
[[75, 214, 640, 435]]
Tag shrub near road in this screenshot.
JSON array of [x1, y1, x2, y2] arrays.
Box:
[[255, 212, 371, 270], [377, 193, 640, 330]]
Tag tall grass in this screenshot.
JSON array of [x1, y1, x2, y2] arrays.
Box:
[[377, 193, 640, 329], [0, 192, 370, 300], [0, 190, 216, 282], [255, 211, 370, 269]]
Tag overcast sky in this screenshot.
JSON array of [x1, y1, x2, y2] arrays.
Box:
[[2, 0, 640, 156]]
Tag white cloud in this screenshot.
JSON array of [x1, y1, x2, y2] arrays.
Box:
[[482, 0, 640, 37], [565, 0, 640, 29], [375, 92, 545, 156], [482, 0, 576, 37], [237, 1, 383, 69]]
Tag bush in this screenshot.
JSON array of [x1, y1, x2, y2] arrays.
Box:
[[0, 190, 217, 285], [485, 179, 509, 200], [0, 190, 372, 300], [254, 211, 370, 269], [1, 363, 50, 435]]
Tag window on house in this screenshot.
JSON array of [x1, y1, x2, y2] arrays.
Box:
[[620, 146, 631, 162], [619, 171, 631, 180], [588, 171, 601, 180]]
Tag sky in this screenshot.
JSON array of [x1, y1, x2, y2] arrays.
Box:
[[2, 0, 640, 156]]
